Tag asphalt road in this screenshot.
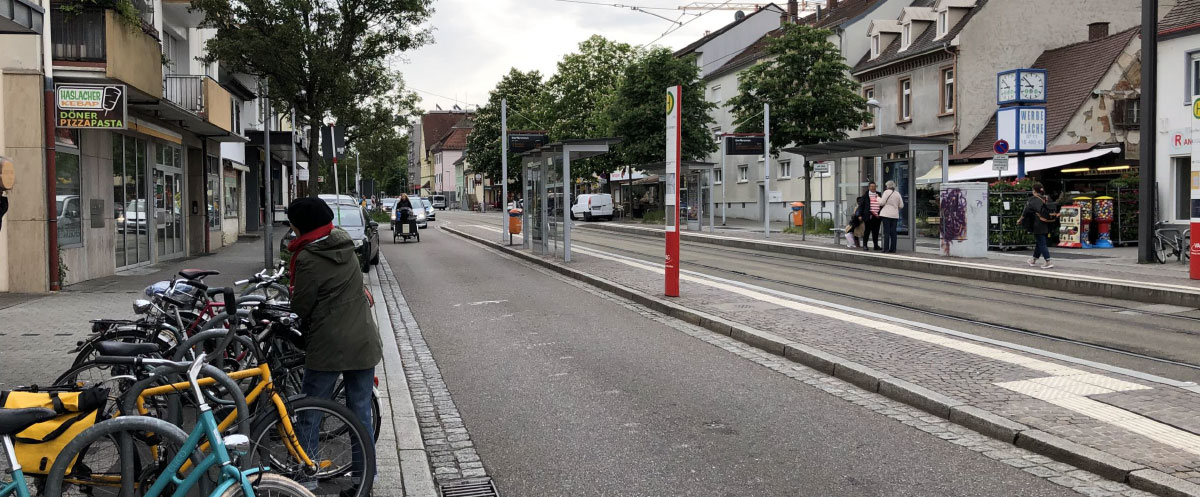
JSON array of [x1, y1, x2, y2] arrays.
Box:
[[381, 223, 1079, 497], [559, 225, 1200, 384]]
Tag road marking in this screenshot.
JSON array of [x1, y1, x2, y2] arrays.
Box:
[[453, 300, 509, 307]]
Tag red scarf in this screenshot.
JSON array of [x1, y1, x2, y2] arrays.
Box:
[[287, 222, 334, 290]]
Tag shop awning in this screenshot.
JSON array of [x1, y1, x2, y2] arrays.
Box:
[[950, 147, 1121, 182]]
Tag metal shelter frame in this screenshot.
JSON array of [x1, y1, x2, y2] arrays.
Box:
[[783, 134, 950, 252], [629, 161, 718, 233], [519, 138, 621, 262]]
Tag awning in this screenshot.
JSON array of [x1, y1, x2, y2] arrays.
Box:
[[949, 147, 1121, 182], [128, 99, 247, 143]]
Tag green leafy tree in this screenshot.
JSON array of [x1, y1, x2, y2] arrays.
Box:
[[462, 69, 545, 185], [606, 48, 716, 167], [194, 0, 432, 190], [727, 24, 871, 201]]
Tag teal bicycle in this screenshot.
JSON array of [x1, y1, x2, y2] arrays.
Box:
[[0, 407, 58, 497], [40, 353, 315, 497]]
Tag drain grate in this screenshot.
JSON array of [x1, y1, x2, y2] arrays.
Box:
[[439, 478, 498, 497]]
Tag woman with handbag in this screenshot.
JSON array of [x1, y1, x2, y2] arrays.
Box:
[[878, 181, 904, 253]]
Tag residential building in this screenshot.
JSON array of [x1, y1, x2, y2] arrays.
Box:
[[430, 117, 473, 205], [1155, 0, 1200, 228], [415, 109, 471, 196]]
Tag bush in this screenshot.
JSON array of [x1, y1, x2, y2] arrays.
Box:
[[641, 210, 665, 224], [369, 210, 392, 224]]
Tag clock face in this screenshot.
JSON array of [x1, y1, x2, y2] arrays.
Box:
[[1020, 71, 1046, 101], [998, 72, 1018, 103]]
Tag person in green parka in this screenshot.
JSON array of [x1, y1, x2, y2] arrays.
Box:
[[286, 197, 381, 495]]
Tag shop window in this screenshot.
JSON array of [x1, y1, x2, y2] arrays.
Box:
[[113, 134, 150, 267], [224, 172, 239, 219], [1176, 157, 1191, 220], [208, 156, 221, 230], [55, 129, 82, 247]]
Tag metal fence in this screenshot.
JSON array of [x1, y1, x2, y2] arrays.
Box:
[[51, 9, 106, 62]]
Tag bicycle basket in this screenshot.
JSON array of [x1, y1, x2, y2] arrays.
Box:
[[0, 385, 108, 475]]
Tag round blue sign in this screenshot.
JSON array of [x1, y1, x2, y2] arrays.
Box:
[[994, 140, 1010, 155]]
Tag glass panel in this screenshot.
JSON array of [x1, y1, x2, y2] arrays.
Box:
[[173, 174, 183, 253], [55, 151, 83, 246], [1177, 158, 1191, 220], [135, 138, 150, 263], [883, 160, 911, 235], [113, 135, 125, 268], [156, 168, 166, 256]]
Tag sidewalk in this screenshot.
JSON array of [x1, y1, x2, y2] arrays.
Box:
[[446, 222, 1200, 497], [0, 232, 434, 497]]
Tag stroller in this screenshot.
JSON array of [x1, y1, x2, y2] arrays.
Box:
[[392, 206, 420, 243]]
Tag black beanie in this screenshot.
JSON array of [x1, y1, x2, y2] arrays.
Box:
[[287, 197, 334, 234]]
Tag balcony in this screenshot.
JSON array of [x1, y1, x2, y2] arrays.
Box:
[[164, 75, 233, 132], [51, 8, 163, 99]]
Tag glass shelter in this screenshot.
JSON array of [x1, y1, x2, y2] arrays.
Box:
[[519, 138, 621, 261]]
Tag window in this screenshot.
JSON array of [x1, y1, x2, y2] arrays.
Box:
[[863, 87, 876, 128], [872, 35, 880, 57], [1192, 53, 1200, 98], [223, 170, 239, 219], [1176, 157, 1192, 220], [899, 77, 912, 121], [902, 23, 911, 49], [207, 157, 221, 231], [710, 84, 721, 100], [941, 67, 955, 114], [231, 97, 242, 134], [55, 129, 82, 247], [938, 11, 947, 36], [1125, 98, 1140, 126], [713, 168, 723, 184], [738, 165, 749, 182], [779, 160, 792, 179]]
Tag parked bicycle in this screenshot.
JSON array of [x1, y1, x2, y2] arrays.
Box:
[[1152, 223, 1192, 264]]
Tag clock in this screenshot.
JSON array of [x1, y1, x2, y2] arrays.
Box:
[[997, 71, 1017, 104], [1019, 70, 1047, 101]]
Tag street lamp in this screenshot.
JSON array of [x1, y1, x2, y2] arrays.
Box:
[[866, 98, 881, 137]]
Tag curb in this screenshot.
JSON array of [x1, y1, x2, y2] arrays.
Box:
[[442, 225, 1200, 497], [577, 222, 1200, 308], [370, 257, 438, 497]]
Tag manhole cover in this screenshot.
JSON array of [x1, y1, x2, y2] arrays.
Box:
[[440, 477, 498, 497]]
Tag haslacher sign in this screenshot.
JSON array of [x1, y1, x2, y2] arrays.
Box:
[[56, 84, 127, 129]]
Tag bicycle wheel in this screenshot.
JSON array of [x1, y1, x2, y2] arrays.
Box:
[[332, 380, 382, 443], [53, 362, 141, 419], [218, 472, 316, 497], [43, 417, 199, 497], [245, 396, 375, 497], [1153, 236, 1168, 264]]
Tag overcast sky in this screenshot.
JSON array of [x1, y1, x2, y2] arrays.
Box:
[[393, 0, 756, 111]]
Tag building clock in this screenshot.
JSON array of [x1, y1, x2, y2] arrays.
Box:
[[998, 71, 1018, 103], [1020, 71, 1046, 101]]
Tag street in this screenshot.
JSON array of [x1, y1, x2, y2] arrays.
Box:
[[379, 217, 1119, 496]]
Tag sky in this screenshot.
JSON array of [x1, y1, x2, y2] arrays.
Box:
[[393, 0, 763, 111]]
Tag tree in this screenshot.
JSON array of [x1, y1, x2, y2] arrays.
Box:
[[462, 68, 545, 185], [606, 48, 716, 167], [195, 0, 432, 193]]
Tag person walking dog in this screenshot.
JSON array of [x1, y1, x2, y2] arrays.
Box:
[[287, 197, 381, 495], [878, 180, 904, 253]]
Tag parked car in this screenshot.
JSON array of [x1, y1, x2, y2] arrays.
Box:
[[421, 198, 436, 221], [430, 194, 447, 210], [280, 203, 379, 273], [381, 197, 400, 213], [570, 193, 614, 221]]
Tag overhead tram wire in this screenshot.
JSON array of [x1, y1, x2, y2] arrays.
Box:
[[550, 0, 700, 24], [639, 0, 733, 48]]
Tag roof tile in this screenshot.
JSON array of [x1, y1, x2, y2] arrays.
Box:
[[1160, 0, 1200, 36]]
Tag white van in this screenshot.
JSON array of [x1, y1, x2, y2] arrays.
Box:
[[570, 193, 614, 221]]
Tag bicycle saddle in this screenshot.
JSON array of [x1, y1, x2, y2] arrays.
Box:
[[0, 408, 57, 436], [94, 341, 161, 357], [178, 269, 220, 281]]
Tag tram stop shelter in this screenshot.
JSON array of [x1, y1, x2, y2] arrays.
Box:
[[520, 138, 621, 261], [783, 135, 950, 252], [618, 161, 717, 232]]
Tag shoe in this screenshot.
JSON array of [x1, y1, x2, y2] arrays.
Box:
[[1041, 262, 1054, 269], [874, 246, 882, 251], [1027, 258, 1037, 266]]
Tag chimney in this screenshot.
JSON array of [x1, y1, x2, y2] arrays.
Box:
[[788, 0, 799, 23], [1088, 22, 1109, 41], [829, 0, 839, 9]]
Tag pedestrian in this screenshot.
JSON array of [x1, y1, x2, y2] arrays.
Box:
[[879, 180, 904, 253], [1019, 183, 1056, 269], [845, 196, 865, 248], [286, 197, 381, 495], [858, 182, 883, 251]]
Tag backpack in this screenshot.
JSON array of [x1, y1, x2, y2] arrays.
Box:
[[0, 385, 108, 475]]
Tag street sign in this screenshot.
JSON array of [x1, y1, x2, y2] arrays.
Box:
[[317, 176, 325, 183], [993, 154, 1010, 172], [55, 84, 126, 129], [726, 136, 765, 155], [994, 140, 1010, 155], [812, 161, 832, 176], [508, 133, 548, 153], [321, 126, 346, 160]]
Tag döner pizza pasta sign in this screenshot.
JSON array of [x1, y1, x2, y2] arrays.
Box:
[[55, 84, 126, 129]]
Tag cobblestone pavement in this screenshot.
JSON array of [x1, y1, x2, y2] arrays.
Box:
[[446, 218, 1200, 496]]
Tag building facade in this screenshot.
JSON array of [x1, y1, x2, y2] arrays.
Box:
[[1155, 0, 1200, 228]]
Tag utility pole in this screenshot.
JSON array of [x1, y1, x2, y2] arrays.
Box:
[[501, 98, 509, 243], [290, 108, 297, 201], [1138, 0, 1157, 263], [263, 79, 274, 270], [720, 133, 726, 225], [763, 103, 770, 238]]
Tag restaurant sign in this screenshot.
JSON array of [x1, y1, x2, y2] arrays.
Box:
[[56, 84, 127, 129]]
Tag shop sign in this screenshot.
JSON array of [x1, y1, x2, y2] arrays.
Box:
[[1057, 204, 1082, 248], [1168, 128, 1192, 155], [55, 84, 126, 129]]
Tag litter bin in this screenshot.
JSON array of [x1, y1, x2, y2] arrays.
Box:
[[509, 208, 523, 235], [790, 202, 805, 227]]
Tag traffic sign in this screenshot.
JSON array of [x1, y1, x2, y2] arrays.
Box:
[[994, 140, 1010, 155], [993, 154, 1010, 172]]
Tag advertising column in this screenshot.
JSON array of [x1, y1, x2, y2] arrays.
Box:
[[1192, 98, 1200, 279], [665, 86, 681, 297]]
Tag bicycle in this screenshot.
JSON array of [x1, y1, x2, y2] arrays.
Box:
[[42, 353, 316, 497], [0, 407, 58, 497], [1153, 223, 1192, 264]]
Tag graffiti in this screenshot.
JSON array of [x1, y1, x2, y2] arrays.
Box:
[[940, 188, 968, 256]]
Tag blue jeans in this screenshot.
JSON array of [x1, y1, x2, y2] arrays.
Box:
[[296, 367, 375, 480], [1033, 233, 1051, 261], [882, 218, 899, 252]]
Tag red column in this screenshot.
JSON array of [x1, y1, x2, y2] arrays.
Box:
[[665, 85, 682, 297]]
